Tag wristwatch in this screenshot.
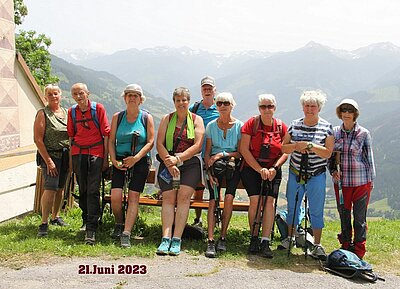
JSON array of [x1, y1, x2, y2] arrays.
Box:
[[307, 142, 314, 151], [272, 166, 279, 171]]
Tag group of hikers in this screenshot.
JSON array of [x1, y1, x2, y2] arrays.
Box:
[[34, 76, 375, 261]]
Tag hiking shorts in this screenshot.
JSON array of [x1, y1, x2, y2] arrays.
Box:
[[286, 169, 326, 229], [41, 156, 69, 191], [111, 156, 150, 192], [241, 166, 282, 198], [158, 156, 201, 192]]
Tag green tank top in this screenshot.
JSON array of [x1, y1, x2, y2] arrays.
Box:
[[43, 106, 69, 159]]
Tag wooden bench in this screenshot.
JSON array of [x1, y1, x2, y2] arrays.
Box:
[[102, 168, 249, 211]]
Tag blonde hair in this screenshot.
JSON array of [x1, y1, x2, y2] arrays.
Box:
[[300, 90, 327, 109], [44, 84, 61, 95]]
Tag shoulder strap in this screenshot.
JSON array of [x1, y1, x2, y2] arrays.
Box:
[[252, 115, 260, 136], [71, 104, 78, 133], [274, 118, 283, 138], [140, 109, 149, 130], [117, 110, 125, 129], [90, 101, 100, 129], [191, 100, 201, 114]]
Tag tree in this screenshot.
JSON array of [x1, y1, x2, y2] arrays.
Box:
[[14, 0, 59, 88], [14, 0, 28, 25]]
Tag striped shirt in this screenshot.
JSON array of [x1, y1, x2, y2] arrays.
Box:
[[288, 117, 333, 174], [333, 123, 376, 187]]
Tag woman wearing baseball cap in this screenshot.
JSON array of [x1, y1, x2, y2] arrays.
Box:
[[329, 99, 376, 259]]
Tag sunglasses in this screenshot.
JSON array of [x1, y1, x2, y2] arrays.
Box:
[[259, 104, 275, 110], [216, 101, 231, 107], [340, 107, 355, 113]]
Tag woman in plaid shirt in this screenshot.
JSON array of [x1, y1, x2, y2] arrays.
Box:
[[329, 98, 376, 259]]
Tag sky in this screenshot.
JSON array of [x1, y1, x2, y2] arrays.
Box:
[[19, 0, 400, 55]]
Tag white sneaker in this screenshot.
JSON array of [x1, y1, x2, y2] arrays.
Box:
[[311, 244, 327, 261]]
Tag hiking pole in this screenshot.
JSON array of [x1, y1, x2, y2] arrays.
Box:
[[122, 131, 140, 223], [287, 185, 299, 257], [270, 179, 280, 245], [303, 154, 309, 259], [250, 180, 266, 249], [213, 182, 222, 228], [62, 171, 72, 210]]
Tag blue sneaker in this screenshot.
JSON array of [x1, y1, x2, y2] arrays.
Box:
[[169, 237, 181, 256], [156, 237, 171, 255]]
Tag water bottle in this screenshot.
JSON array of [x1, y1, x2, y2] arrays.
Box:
[[172, 174, 180, 190], [226, 156, 235, 180]]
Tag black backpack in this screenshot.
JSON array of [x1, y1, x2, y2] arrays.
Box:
[[324, 249, 385, 282]]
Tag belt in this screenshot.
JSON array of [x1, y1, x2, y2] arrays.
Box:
[[289, 165, 325, 178]]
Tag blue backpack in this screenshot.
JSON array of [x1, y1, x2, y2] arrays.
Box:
[[71, 101, 100, 132], [324, 249, 384, 282]]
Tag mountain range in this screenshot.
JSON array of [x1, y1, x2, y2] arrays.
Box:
[[51, 41, 400, 214]]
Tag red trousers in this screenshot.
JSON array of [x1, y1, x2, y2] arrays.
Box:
[[334, 182, 372, 259]]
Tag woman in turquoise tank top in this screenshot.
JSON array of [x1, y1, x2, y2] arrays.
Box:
[[108, 84, 155, 248]]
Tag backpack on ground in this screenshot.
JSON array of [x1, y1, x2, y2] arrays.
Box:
[[275, 209, 314, 250], [324, 249, 385, 282]]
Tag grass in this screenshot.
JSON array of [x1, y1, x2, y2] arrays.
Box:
[[0, 206, 399, 275]]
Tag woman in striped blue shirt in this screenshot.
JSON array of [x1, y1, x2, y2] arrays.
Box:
[[281, 90, 334, 261], [329, 99, 375, 259]]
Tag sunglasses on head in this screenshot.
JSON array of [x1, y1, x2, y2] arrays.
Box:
[[340, 106, 355, 113], [216, 101, 231, 107], [259, 104, 275, 110]]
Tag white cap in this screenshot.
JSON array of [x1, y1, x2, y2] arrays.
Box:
[[123, 84, 143, 96], [337, 98, 359, 111]]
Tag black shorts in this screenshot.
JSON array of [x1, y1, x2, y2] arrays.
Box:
[[40, 150, 69, 191], [111, 156, 150, 192], [158, 156, 201, 192], [241, 166, 282, 198], [208, 164, 241, 200]]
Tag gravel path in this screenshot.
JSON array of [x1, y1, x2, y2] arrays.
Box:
[[0, 254, 398, 289]]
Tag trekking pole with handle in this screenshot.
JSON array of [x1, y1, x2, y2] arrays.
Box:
[[303, 154, 309, 259], [288, 153, 308, 257], [335, 152, 344, 207], [122, 131, 140, 223], [250, 180, 267, 246], [213, 182, 222, 228]]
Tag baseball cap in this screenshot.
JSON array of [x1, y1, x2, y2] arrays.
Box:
[[201, 76, 216, 87]]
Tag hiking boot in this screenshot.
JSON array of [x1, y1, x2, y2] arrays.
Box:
[[85, 230, 96, 245], [277, 237, 294, 250], [192, 218, 203, 227], [205, 240, 217, 258], [156, 237, 171, 255], [111, 223, 124, 239], [248, 236, 260, 254], [37, 223, 48, 237], [169, 237, 181, 256], [50, 217, 69, 226], [260, 240, 273, 259], [216, 238, 227, 252], [311, 244, 327, 261], [120, 232, 131, 248], [80, 223, 86, 232]]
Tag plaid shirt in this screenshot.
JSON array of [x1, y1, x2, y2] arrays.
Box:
[[332, 122, 376, 187]]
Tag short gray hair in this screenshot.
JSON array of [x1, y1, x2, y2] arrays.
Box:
[[215, 92, 236, 107], [258, 94, 277, 106], [300, 90, 327, 109]]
